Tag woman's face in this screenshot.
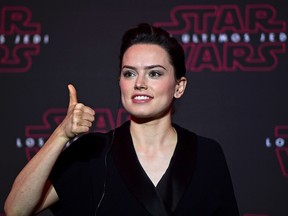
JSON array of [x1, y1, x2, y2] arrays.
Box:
[[119, 44, 186, 120]]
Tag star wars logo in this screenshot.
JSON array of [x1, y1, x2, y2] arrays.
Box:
[[16, 108, 129, 160], [265, 125, 288, 178], [0, 6, 49, 73], [154, 4, 287, 72]]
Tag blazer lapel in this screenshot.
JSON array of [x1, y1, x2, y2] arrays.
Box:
[[112, 122, 172, 216], [156, 124, 198, 211]]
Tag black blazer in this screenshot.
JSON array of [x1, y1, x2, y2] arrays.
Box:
[[50, 121, 239, 216]]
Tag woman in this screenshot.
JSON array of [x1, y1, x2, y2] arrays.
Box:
[[5, 23, 239, 215]]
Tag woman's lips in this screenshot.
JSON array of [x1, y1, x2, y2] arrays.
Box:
[[132, 95, 153, 103]]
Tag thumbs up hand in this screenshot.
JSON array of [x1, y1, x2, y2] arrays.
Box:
[[59, 84, 95, 139]]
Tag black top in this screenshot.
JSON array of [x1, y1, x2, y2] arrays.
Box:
[[49, 121, 239, 216]]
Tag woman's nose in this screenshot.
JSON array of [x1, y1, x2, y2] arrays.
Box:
[[134, 76, 148, 90]]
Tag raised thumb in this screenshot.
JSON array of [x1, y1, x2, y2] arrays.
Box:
[[67, 84, 78, 109]]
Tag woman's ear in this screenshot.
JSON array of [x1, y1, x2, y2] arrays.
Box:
[[174, 77, 187, 98]]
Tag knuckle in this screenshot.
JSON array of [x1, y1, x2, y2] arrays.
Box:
[[75, 103, 84, 109]]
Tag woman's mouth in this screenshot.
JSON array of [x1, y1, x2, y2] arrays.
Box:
[[132, 95, 153, 103]]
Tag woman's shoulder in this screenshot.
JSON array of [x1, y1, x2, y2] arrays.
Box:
[[174, 123, 224, 154], [60, 130, 114, 159]]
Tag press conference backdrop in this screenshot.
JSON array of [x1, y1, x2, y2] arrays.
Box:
[[1, 0, 287, 215]]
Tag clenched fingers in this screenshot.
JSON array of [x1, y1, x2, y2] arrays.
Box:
[[69, 103, 95, 136]]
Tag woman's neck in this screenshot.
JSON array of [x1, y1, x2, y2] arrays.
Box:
[[129, 117, 178, 186], [129, 117, 176, 149]]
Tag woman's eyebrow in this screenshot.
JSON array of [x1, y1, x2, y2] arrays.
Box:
[[121, 65, 136, 70], [121, 65, 167, 71], [145, 65, 167, 71]]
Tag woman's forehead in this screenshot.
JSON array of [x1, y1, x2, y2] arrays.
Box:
[[122, 44, 170, 65]]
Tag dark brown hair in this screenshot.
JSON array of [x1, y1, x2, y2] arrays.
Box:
[[119, 23, 186, 79]]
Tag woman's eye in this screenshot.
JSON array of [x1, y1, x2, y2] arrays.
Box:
[[149, 70, 162, 78], [122, 70, 135, 78]]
